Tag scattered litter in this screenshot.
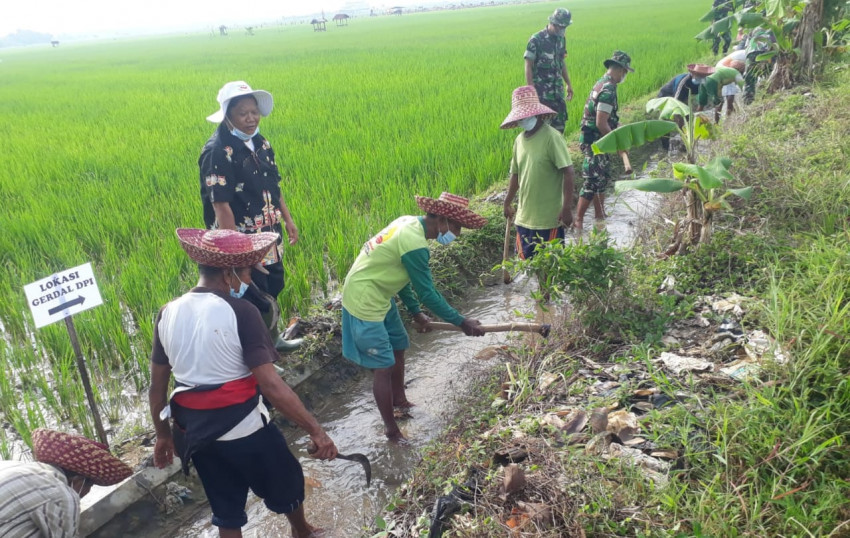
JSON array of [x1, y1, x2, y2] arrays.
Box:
[[650, 449, 679, 460], [164, 482, 192, 514], [658, 352, 713, 375], [561, 410, 588, 435], [537, 371, 560, 391], [493, 446, 528, 466], [606, 409, 640, 442], [589, 407, 609, 434], [710, 293, 747, 318], [744, 330, 789, 364], [606, 444, 671, 475], [475, 345, 503, 360], [502, 464, 526, 494], [585, 431, 616, 456]]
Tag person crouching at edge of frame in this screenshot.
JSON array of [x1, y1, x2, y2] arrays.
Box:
[[340, 193, 487, 443], [149, 228, 337, 538], [575, 50, 634, 231], [0, 429, 132, 538], [500, 85, 575, 260]]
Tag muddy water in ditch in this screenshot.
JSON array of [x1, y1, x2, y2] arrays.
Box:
[[103, 188, 658, 538]]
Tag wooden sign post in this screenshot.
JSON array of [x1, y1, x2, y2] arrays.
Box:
[[24, 262, 108, 446]]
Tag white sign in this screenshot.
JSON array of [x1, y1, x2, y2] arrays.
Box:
[[24, 262, 103, 329]]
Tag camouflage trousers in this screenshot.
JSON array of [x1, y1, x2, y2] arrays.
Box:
[[712, 31, 731, 55], [580, 144, 611, 200], [535, 83, 567, 133], [744, 51, 772, 105]]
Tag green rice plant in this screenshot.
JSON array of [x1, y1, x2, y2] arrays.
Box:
[[0, 0, 708, 433]]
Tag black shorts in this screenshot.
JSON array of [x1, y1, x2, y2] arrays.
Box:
[[515, 225, 565, 260], [191, 423, 305, 529]]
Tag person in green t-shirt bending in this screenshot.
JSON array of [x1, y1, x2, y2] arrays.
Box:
[[500, 85, 575, 259], [341, 193, 487, 442]]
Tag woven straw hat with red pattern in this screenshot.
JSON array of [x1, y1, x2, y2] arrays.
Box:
[[31, 429, 132, 486], [415, 192, 488, 229], [176, 228, 279, 268], [687, 63, 715, 77], [500, 86, 556, 129]]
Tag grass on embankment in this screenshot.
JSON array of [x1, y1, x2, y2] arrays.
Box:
[[378, 68, 850, 536]]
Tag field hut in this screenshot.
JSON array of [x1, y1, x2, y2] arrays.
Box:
[[50, 40, 59, 47], [311, 18, 327, 31], [333, 13, 350, 27], [388, 6, 403, 15]]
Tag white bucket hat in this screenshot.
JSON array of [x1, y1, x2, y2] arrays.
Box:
[[206, 81, 274, 123]]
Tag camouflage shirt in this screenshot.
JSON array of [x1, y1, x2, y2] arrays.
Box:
[[579, 74, 618, 144], [712, 0, 732, 19], [524, 28, 566, 91], [746, 27, 776, 55]]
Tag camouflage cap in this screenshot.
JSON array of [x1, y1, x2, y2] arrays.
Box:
[[548, 8, 572, 27], [604, 50, 635, 73]]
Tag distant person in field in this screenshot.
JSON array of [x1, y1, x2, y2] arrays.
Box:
[[575, 50, 634, 231], [149, 228, 337, 538], [716, 49, 747, 117], [742, 26, 776, 104], [656, 64, 713, 149], [0, 428, 131, 538], [341, 193, 486, 442], [711, 0, 733, 56], [500, 86, 574, 259], [697, 65, 744, 114], [524, 7, 574, 133], [199, 81, 297, 336]]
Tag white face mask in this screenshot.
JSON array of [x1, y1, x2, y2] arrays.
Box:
[[693, 76, 705, 85], [518, 116, 538, 131]]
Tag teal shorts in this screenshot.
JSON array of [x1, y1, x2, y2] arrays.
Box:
[[341, 302, 410, 369]]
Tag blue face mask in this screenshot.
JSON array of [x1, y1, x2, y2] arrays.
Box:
[[230, 126, 258, 141], [436, 230, 457, 246], [229, 271, 249, 299]]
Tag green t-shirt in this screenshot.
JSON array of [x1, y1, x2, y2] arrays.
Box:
[[698, 66, 743, 107], [342, 215, 463, 324], [509, 124, 573, 230]]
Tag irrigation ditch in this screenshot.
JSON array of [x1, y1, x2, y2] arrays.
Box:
[[69, 168, 661, 537]]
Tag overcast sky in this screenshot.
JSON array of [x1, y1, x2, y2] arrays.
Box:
[[2, 0, 418, 38]]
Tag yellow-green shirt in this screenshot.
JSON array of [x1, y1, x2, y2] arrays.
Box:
[[342, 216, 463, 324], [509, 124, 573, 230]]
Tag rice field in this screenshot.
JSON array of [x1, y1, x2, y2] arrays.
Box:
[[0, 0, 706, 441]]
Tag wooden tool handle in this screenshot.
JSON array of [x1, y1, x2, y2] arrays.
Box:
[[502, 218, 513, 284], [618, 151, 632, 174], [426, 322, 551, 337]]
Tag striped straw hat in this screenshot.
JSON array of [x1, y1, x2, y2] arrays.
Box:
[[415, 192, 488, 229], [31, 429, 132, 486], [176, 228, 279, 268], [500, 86, 556, 129]]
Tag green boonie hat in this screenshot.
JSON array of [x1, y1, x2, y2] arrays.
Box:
[[548, 8, 572, 27], [604, 50, 635, 73]]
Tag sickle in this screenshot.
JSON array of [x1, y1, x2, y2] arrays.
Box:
[[308, 444, 372, 487]]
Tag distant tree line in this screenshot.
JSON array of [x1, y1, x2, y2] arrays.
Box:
[[0, 29, 53, 48]]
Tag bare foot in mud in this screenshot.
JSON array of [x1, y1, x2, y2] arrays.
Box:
[[393, 400, 416, 409], [386, 430, 410, 445], [572, 220, 583, 232], [394, 408, 413, 420], [593, 218, 607, 230], [293, 526, 325, 538]]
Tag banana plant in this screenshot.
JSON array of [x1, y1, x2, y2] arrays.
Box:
[[591, 98, 752, 252], [615, 157, 753, 247]]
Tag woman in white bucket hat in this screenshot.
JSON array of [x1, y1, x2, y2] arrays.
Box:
[[198, 81, 298, 336]]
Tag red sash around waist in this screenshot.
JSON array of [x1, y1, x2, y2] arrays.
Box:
[[171, 376, 258, 410]]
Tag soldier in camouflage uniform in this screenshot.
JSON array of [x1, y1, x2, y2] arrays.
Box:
[[712, 0, 733, 56], [524, 8, 573, 133], [743, 26, 776, 104], [574, 51, 633, 231]]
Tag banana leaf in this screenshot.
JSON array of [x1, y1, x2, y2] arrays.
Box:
[[614, 178, 685, 194], [646, 97, 690, 120], [728, 186, 753, 200], [697, 166, 724, 190], [737, 12, 767, 27], [705, 156, 734, 181], [673, 163, 700, 180], [694, 115, 718, 141], [700, 8, 717, 22], [592, 121, 677, 155], [765, 0, 785, 19]]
